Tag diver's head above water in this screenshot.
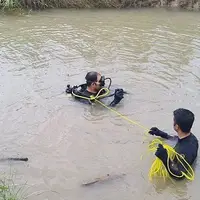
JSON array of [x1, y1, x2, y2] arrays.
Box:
[[65, 71, 124, 107], [85, 71, 104, 94]]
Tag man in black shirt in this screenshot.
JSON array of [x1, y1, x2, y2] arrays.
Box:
[[148, 108, 199, 180], [66, 71, 124, 107]]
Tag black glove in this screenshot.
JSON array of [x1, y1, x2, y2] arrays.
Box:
[[155, 144, 168, 164], [66, 84, 73, 94], [115, 89, 124, 100], [65, 85, 78, 94], [148, 127, 169, 139], [110, 89, 124, 107]]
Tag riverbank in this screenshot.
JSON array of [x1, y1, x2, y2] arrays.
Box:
[[0, 0, 199, 11]]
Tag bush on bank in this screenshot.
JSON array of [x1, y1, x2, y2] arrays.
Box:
[[0, 0, 200, 10]]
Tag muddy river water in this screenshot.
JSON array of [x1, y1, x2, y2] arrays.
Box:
[[1, 8, 200, 200]]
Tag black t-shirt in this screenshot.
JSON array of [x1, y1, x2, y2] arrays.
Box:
[[164, 133, 199, 180], [174, 133, 198, 165]]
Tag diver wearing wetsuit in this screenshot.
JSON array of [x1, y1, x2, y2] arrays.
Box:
[[66, 71, 125, 107], [148, 108, 199, 180]]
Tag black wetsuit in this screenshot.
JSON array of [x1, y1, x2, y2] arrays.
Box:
[[71, 84, 123, 107], [73, 89, 99, 104], [160, 133, 198, 180]]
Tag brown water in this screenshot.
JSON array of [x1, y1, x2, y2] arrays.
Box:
[[1, 8, 200, 200]]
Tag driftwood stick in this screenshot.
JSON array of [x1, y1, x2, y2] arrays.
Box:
[[82, 173, 126, 186]]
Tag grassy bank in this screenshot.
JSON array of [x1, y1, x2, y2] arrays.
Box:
[[0, 0, 200, 10], [0, 175, 26, 200]]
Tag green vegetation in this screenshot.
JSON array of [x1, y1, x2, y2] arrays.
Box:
[[0, 0, 20, 9], [0, 173, 26, 200], [0, 0, 200, 10]]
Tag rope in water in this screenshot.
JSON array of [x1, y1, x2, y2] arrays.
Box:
[[71, 87, 195, 181]]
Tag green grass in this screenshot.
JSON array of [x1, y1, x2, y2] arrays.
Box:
[[0, 168, 27, 200], [0, 169, 54, 200], [0, 171, 27, 200]]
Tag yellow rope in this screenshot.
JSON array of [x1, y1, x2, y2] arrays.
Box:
[[71, 87, 195, 181], [148, 139, 194, 181], [72, 87, 110, 102], [95, 99, 150, 134]]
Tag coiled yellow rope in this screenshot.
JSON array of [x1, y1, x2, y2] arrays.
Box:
[[148, 139, 194, 181], [70, 87, 195, 181]]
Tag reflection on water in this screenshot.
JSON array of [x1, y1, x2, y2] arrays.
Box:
[[0, 8, 200, 200]]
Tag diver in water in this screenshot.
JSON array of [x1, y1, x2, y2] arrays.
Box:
[[148, 108, 199, 180], [65, 71, 125, 107]]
